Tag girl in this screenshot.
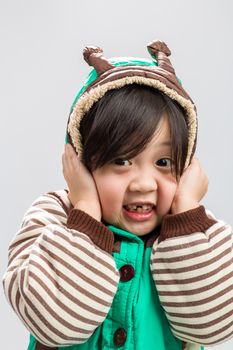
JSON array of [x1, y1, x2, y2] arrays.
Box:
[[3, 40, 233, 350]]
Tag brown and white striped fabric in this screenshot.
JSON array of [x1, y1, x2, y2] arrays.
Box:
[[150, 206, 233, 346], [3, 190, 233, 348], [3, 190, 119, 347]]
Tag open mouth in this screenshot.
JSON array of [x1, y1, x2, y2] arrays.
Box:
[[123, 204, 155, 213]]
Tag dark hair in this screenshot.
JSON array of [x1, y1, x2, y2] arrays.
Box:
[[80, 84, 188, 177]]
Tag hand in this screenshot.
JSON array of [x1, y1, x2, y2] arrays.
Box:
[[62, 144, 101, 221], [171, 156, 209, 214]]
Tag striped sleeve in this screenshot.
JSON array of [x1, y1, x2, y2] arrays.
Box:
[[150, 205, 233, 346], [2, 191, 119, 347]]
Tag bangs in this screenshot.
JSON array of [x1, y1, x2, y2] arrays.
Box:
[[80, 84, 188, 176]]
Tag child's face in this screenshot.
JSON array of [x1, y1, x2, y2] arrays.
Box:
[[92, 116, 178, 236]]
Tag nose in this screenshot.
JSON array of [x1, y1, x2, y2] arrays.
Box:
[[128, 169, 158, 193]]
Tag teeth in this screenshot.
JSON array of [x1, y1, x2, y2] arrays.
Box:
[[125, 204, 153, 213], [142, 205, 149, 210], [128, 205, 137, 210]]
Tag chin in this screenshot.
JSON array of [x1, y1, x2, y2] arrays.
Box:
[[105, 216, 158, 236], [123, 223, 157, 236], [133, 229, 154, 236]]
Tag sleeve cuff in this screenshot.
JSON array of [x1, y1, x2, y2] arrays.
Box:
[[67, 209, 114, 254], [159, 205, 217, 243]]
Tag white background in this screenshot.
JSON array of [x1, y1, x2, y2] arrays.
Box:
[[1, 0, 233, 349]]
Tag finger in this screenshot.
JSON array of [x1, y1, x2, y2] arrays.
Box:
[[62, 147, 67, 168], [63, 145, 75, 175], [62, 152, 70, 178], [63, 145, 71, 164], [190, 155, 199, 165], [64, 144, 78, 167], [66, 143, 78, 158]]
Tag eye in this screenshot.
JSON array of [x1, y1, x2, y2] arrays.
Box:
[[113, 158, 132, 166], [156, 158, 172, 168]]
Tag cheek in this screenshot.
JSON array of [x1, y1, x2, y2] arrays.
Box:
[[93, 174, 123, 213], [167, 180, 178, 196]]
